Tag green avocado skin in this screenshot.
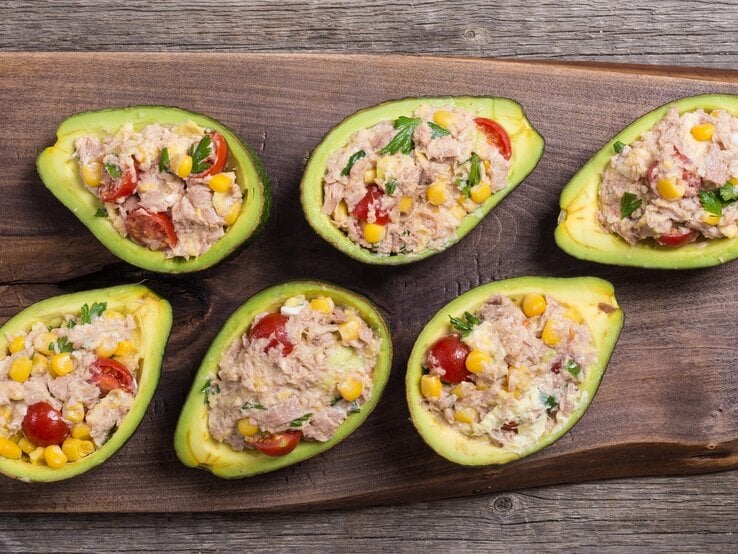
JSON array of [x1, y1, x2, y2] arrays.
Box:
[[174, 281, 393, 479], [555, 93, 738, 269], [301, 96, 545, 265], [36, 105, 271, 274], [0, 285, 172, 483], [406, 276, 623, 467]]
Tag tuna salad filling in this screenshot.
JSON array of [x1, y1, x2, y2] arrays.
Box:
[[74, 121, 243, 258], [206, 294, 380, 456], [0, 302, 141, 467], [322, 105, 512, 255], [599, 107, 738, 246], [421, 292, 596, 453]]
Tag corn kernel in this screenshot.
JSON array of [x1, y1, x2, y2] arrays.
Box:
[[541, 320, 561, 347], [104, 310, 125, 320], [363, 223, 386, 244], [208, 172, 232, 193], [427, 182, 449, 206], [62, 438, 85, 462], [113, 340, 136, 358], [465, 350, 492, 375], [702, 213, 721, 225], [470, 182, 492, 204], [237, 418, 259, 437], [175, 155, 193, 179], [81, 162, 103, 187], [31, 354, 49, 376], [71, 423, 92, 440], [483, 160, 491, 172], [338, 319, 360, 342], [656, 177, 685, 201], [398, 197, 414, 214], [35, 332, 57, 355], [18, 437, 36, 454], [730, 176, 738, 186], [565, 309, 584, 324], [43, 445, 67, 469], [421, 374, 442, 399], [64, 402, 85, 424], [224, 201, 242, 226], [0, 437, 22, 459], [96, 337, 118, 358], [691, 123, 715, 141], [476, 382, 489, 391], [338, 377, 363, 402], [522, 293, 547, 317], [433, 110, 455, 129], [51, 353, 74, 377], [309, 296, 335, 314], [454, 407, 476, 424], [28, 446, 45, 465], [506, 366, 531, 399], [450, 203, 467, 220], [363, 168, 377, 184], [9, 357, 32, 383], [332, 200, 349, 224], [8, 432, 21, 443], [8, 335, 26, 354], [722, 223, 738, 238], [78, 440, 95, 458], [451, 383, 466, 399]]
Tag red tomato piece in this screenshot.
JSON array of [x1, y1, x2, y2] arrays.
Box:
[[428, 334, 471, 383], [249, 313, 294, 355], [99, 167, 137, 202], [22, 402, 70, 446], [90, 358, 135, 395], [192, 131, 229, 178], [656, 230, 697, 247], [125, 209, 178, 250], [352, 184, 390, 225], [253, 430, 302, 457], [474, 117, 512, 160]]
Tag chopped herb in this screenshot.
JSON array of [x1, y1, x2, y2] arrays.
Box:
[[158, 147, 172, 173], [66, 320, 77, 329], [104, 163, 122, 178], [428, 121, 451, 139], [541, 394, 559, 414], [467, 153, 482, 189], [565, 360, 581, 377], [242, 402, 266, 410], [199, 379, 211, 393], [385, 178, 398, 195], [613, 140, 626, 153], [449, 311, 481, 337], [620, 192, 642, 219], [94, 208, 107, 217], [289, 413, 313, 428], [80, 302, 107, 324], [699, 190, 723, 216], [188, 134, 213, 174], [455, 177, 470, 197], [341, 150, 366, 176], [348, 401, 361, 414], [398, 244, 408, 255], [379, 116, 421, 155], [49, 336, 74, 354], [330, 397, 342, 406], [719, 181, 738, 202]]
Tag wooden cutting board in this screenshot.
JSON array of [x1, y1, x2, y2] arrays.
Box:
[[1, 53, 737, 513]]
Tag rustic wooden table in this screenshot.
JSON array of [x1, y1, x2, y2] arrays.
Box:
[[1, 1, 737, 551]]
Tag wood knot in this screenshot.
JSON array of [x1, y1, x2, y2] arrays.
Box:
[[492, 495, 513, 513], [463, 29, 476, 40]]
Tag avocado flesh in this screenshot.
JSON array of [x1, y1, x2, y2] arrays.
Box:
[[406, 276, 623, 466], [174, 281, 393, 478], [301, 96, 545, 265], [555, 93, 738, 269], [36, 106, 271, 273], [0, 285, 172, 482]]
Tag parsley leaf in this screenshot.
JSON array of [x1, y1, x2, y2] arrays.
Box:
[[94, 208, 107, 217], [289, 413, 313, 428], [613, 140, 626, 153], [341, 150, 366, 176], [541, 394, 559, 414], [699, 190, 723, 216], [200, 379, 211, 393], [330, 397, 342, 406], [188, 135, 213, 174], [104, 163, 122, 178], [80, 302, 107, 325], [467, 153, 482, 189], [379, 116, 421, 155], [455, 177, 471, 197], [719, 182, 738, 203], [428, 121, 451, 139], [385, 179, 398, 195], [565, 360, 581, 377], [348, 401, 361, 414], [158, 147, 172, 174], [620, 192, 642, 219], [49, 336, 74, 354], [66, 320, 77, 329], [242, 402, 266, 410], [449, 311, 481, 337]]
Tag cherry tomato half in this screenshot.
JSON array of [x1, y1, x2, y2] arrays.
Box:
[[656, 230, 697, 247], [474, 117, 512, 160], [249, 313, 294, 355], [99, 167, 137, 202], [22, 402, 70, 446], [253, 430, 302, 457], [192, 131, 229, 179], [352, 184, 390, 225], [428, 334, 470, 383], [90, 357, 135, 395], [125, 209, 178, 250]]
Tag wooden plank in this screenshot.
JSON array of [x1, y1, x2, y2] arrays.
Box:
[[0, 53, 737, 514]]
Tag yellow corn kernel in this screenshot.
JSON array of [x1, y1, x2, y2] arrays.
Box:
[[398, 196, 414, 214], [104, 310, 125, 320], [35, 332, 57, 355], [113, 340, 136, 358], [454, 407, 476, 424], [691, 123, 715, 141], [208, 172, 232, 193], [565, 309, 584, 324], [450, 203, 467, 220], [702, 213, 721, 225], [224, 201, 242, 226], [62, 438, 85, 462], [237, 418, 259, 437], [51, 353, 74, 377], [81, 162, 103, 187], [43, 445, 68, 469], [78, 440, 95, 458], [31, 354, 49, 376], [506, 366, 532, 399], [309, 296, 335, 314], [656, 177, 685, 201], [332, 200, 349, 225], [541, 320, 561, 347], [71, 423, 92, 440], [730, 176, 738, 186], [433, 110, 455, 129], [465, 350, 492, 375], [18, 437, 36, 454], [363, 223, 386, 244], [0, 407, 11, 422], [64, 403, 85, 424], [722, 223, 738, 239], [522, 293, 547, 317], [363, 168, 377, 184], [470, 182, 492, 204], [338, 319, 360, 342], [421, 374, 442, 399], [8, 432, 22, 443], [8, 335, 26, 354], [0, 437, 22, 460], [29, 446, 45, 465], [175, 155, 193, 179], [427, 182, 449, 206], [451, 383, 466, 399], [96, 337, 118, 358], [9, 357, 32, 383], [483, 159, 491, 172], [338, 377, 363, 402], [476, 382, 489, 391]]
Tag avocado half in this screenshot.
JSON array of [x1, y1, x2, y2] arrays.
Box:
[[406, 276, 623, 466], [37, 106, 271, 273], [555, 93, 738, 269], [301, 96, 545, 264], [174, 281, 393, 478], [0, 285, 172, 482]]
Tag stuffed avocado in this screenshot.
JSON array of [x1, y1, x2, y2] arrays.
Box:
[[37, 106, 270, 273], [0, 285, 171, 482], [301, 97, 544, 264], [174, 281, 392, 478], [556, 93, 738, 269], [406, 276, 622, 466]]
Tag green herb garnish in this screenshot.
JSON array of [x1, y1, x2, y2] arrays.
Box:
[[541, 394, 559, 414], [104, 163, 122, 178], [341, 150, 366, 176], [200, 379, 211, 393], [385, 179, 398, 195], [66, 320, 77, 329], [289, 413, 313, 428], [613, 141, 626, 153], [699, 190, 723, 216], [348, 402, 361, 414], [565, 360, 581, 377], [330, 397, 342, 406], [620, 192, 642, 219], [188, 135, 213, 174], [159, 147, 172, 173], [449, 311, 481, 337], [379, 116, 421, 155], [719, 181, 738, 202], [80, 302, 107, 325], [428, 121, 451, 139], [49, 336, 74, 354], [467, 153, 482, 188], [94, 208, 107, 217], [242, 402, 266, 410]]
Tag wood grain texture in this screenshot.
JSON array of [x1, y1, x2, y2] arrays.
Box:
[[1, 53, 738, 518]]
